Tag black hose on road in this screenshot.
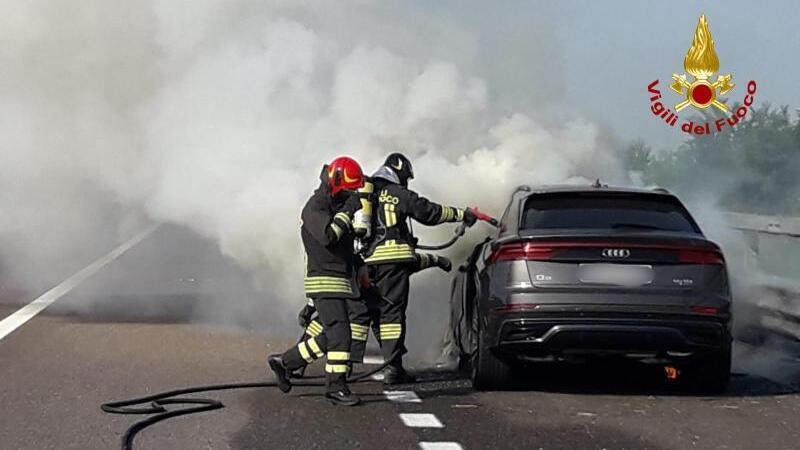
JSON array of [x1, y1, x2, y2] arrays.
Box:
[[101, 351, 399, 450], [101, 216, 493, 449]]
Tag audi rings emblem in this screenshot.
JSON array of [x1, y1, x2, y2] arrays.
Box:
[[602, 248, 630, 258]]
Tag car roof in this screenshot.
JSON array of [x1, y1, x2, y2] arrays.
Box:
[[513, 184, 673, 197], [497, 183, 694, 239]]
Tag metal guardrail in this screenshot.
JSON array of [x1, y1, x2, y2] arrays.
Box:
[[723, 212, 800, 237], [724, 212, 800, 340]]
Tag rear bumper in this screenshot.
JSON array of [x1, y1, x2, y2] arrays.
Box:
[[488, 312, 730, 357]]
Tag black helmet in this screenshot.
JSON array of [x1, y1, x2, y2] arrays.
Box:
[[383, 153, 414, 186]]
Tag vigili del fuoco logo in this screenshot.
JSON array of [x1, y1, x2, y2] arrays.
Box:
[[647, 14, 757, 136]]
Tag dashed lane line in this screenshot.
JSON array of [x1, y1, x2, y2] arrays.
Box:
[[384, 390, 422, 403], [384, 387, 463, 449], [398, 413, 444, 428], [363, 355, 385, 365], [419, 443, 464, 450], [0, 224, 159, 342]]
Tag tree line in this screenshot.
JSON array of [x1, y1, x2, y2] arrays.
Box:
[[623, 104, 800, 215]]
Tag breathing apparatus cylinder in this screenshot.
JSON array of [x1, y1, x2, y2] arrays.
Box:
[[352, 179, 374, 247]]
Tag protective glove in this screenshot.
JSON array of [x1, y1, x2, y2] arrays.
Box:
[[358, 265, 372, 289], [297, 303, 316, 328], [434, 255, 452, 272], [463, 207, 478, 227]]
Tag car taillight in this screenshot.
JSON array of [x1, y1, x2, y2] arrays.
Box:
[[678, 249, 724, 265], [490, 243, 554, 263], [691, 305, 719, 315], [489, 241, 725, 265]]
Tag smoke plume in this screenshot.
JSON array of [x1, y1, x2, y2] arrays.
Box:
[[0, 1, 625, 339]]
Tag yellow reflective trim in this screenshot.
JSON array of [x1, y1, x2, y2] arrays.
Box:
[[369, 247, 413, 255], [303, 280, 351, 286], [304, 276, 352, 283], [369, 251, 412, 256], [325, 363, 348, 374], [380, 333, 402, 339], [334, 212, 351, 227], [327, 351, 350, 361], [329, 222, 344, 239], [384, 205, 393, 227], [367, 247, 413, 255], [303, 276, 353, 294], [365, 255, 414, 263], [307, 338, 324, 358], [455, 208, 465, 221], [304, 285, 351, 290], [303, 282, 351, 288], [298, 342, 314, 363], [380, 323, 402, 329], [304, 289, 352, 295], [305, 286, 353, 294], [308, 321, 323, 333], [365, 241, 415, 263], [306, 326, 321, 337], [351, 333, 368, 341], [349, 323, 369, 332]]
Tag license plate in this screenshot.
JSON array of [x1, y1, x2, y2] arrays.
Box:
[[578, 263, 654, 286]]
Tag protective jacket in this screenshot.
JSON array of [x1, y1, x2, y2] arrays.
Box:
[[364, 166, 465, 264], [301, 175, 362, 297]]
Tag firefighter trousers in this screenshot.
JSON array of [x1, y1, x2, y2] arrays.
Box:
[[284, 297, 370, 391], [367, 262, 412, 368]]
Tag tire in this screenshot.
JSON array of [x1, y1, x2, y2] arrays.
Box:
[[471, 320, 515, 390], [688, 345, 732, 394]]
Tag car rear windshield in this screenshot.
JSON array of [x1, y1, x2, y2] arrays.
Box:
[[521, 193, 701, 233]]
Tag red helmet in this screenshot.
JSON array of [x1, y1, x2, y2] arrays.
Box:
[[326, 156, 364, 195]]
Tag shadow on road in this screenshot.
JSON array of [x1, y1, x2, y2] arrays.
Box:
[[404, 357, 797, 399]]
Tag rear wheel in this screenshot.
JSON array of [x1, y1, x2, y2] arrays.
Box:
[[471, 320, 515, 390]]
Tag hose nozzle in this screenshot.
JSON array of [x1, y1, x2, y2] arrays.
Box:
[[469, 207, 499, 227]]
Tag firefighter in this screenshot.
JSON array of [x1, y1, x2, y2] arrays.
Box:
[[268, 156, 367, 406], [365, 153, 477, 384], [296, 251, 452, 368]]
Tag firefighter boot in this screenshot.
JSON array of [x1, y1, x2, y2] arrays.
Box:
[[325, 386, 360, 406], [268, 355, 292, 393], [383, 359, 416, 385]]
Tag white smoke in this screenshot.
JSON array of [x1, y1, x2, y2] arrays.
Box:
[[0, 1, 624, 316]]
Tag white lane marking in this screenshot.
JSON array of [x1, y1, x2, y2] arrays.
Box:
[[398, 413, 444, 428], [384, 390, 421, 403], [362, 354, 385, 380], [0, 225, 159, 341], [363, 355, 384, 365], [419, 443, 464, 450]]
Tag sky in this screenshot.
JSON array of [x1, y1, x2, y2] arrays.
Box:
[[428, 0, 800, 149], [554, 0, 800, 148]]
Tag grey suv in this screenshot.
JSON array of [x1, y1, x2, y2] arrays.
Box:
[[450, 184, 732, 392]]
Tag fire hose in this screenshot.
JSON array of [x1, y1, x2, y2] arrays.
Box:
[[102, 208, 499, 450], [416, 207, 498, 250], [101, 350, 400, 450]]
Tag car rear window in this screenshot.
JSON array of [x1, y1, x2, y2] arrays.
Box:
[[521, 193, 701, 233]]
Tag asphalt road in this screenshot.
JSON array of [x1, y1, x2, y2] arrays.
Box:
[[2, 225, 800, 450]]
